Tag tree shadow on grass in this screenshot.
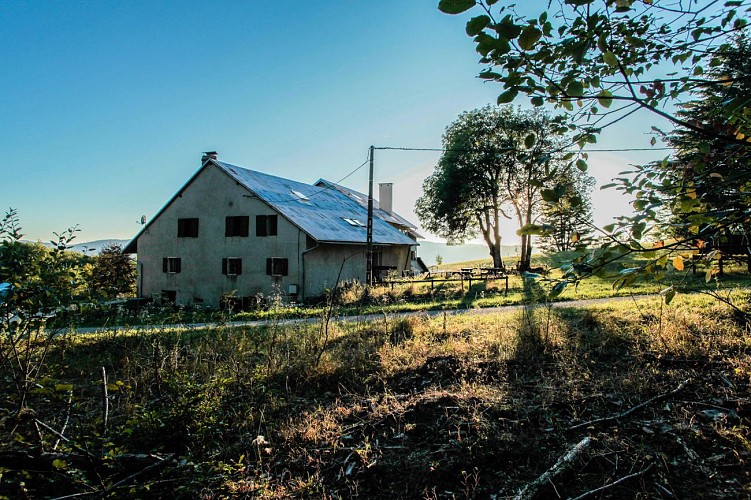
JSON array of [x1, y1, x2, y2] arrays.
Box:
[[458, 281, 489, 309]]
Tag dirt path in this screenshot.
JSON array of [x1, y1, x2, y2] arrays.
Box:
[[71, 293, 659, 335]]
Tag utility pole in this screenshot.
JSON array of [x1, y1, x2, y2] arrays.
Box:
[[366, 145, 374, 286]]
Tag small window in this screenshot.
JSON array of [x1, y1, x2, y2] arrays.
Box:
[[162, 257, 182, 274], [343, 217, 366, 227], [291, 190, 309, 202], [266, 257, 289, 276], [226, 216, 249, 237], [177, 218, 199, 238], [256, 215, 278, 236], [222, 257, 243, 276]]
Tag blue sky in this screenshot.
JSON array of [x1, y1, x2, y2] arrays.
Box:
[[2, 1, 662, 245]]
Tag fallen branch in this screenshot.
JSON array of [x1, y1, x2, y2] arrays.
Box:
[[568, 463, 655, 500], [54, 389, 74, 451], [0, 450, 169, 473], [513, 436, 592, 500], [567, 379, 690, 432], [101, 366, 109, 438], [97, 453, 174, 496]]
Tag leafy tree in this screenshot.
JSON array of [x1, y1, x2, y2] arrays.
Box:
[[538, 167, 595, 253], [415, 105, 568, 270], [653, 34, 751, 238], [440, 0, 750, 300], [89, 243, 136, 299]]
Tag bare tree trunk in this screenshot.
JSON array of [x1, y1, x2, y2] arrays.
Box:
[[477, 212, 504, 269], [519, 195, 535, 271]]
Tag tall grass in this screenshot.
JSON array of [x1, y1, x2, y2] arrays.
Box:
[[1, 292, 749, 497]]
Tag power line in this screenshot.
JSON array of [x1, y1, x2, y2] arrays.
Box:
[[251, 155, 371, 204], [375, 146, 674, 152], [246, 143, 672, 205]]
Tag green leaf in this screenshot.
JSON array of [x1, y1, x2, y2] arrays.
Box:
[[632, 221, 646, 239], [438, 0, 476, 15], [525, 134, 536, 148], [597, 33, 608, 52], [549, 281, 567, 298], [603, 51, 618, 67], [466, 15, 491, 36], [571, 41, 590, 63], [518, 25, 543, 50], [531, 96, 544, 106], [476, 32, 511, 56], [517, 223, 547, 236], [575, 159, 588, 171], [494, 15, 523, 39], [660, 286, 676, 305], [566, 80, 584, 96], [541, 189, 560, 203], [597, 89, 613, 108], [497, 89, 518, 104], [52, 459, 67, 469]]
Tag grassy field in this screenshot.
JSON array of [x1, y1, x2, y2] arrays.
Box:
[[69, 253, 751, 328], [1, 292, 749, 497]]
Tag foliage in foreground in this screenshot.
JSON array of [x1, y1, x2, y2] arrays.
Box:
[[440, 0, 751, 300], [1, 294, 749, 498]]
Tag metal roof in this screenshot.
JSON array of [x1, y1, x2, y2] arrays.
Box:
[[215, 161, 417, 245], [314, 179, 425, 239], [123, 159, 421, 254]]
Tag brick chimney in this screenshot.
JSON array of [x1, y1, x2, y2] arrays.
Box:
[[379, 182, 393, 214], [201, 151, 218, 164]]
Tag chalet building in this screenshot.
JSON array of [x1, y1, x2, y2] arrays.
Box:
[[123, 153, 421, 307]]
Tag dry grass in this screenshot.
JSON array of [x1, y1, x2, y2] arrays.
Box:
[[1, 293, 750, 498]]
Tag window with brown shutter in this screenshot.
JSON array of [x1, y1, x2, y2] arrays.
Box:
[[265, 257, 288, 276], [225, 216, 249, 237], [256, 215, 278, 236], [163, 257, 182, 274], [222, 258, 243, 276]]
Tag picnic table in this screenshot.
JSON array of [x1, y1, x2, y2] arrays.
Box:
[[479, 267, 505, 278], [387, 266, 510, 295]]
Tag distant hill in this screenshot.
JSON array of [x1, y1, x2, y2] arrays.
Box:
[[29, 238, 130, 255], [68, 239, 130, 255], [417, 241, 521, 267]]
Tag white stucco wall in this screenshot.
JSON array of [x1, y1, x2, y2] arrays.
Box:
[[137, 164, 306, 307], [133, 163, 415, 307], [300, 243, 410, 300]]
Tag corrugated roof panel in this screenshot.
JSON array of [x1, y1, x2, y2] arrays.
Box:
[[315, 179, 425, 239], [215, 161, 417, 246]]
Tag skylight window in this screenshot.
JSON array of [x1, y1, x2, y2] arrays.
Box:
[[343, 217, 366, 227], [291, 190, 309, 202]]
